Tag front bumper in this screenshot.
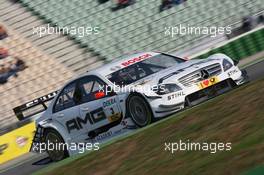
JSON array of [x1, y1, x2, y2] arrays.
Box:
[[148, 67, 246, 118], [185, 79, 234, 106], [234, 69, 249, 85]]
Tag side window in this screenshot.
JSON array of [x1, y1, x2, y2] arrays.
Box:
[[91, 81, 104, 93], [83, 81, 93, 94], [54, 82, 76, 113], [78, 76, 106, 103]]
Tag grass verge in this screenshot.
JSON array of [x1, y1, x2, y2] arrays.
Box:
[[35, 78, 264, 175]]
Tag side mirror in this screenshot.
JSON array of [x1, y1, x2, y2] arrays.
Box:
[[233, 59, 239, 66]]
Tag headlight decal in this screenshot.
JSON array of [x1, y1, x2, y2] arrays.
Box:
[[222, 59, 233, 71], [155, 84, 182, 95]]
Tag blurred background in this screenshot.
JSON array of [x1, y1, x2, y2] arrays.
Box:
[[0, 0, 263, 166]]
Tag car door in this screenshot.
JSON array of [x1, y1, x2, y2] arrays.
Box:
[[78, 76, 122, 136], [52, 81, 88, 142]]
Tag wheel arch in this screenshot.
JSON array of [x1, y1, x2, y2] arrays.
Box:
[[39, 120, 71, 147], [125, 91, 155, 122], [41, 125, 70, 160], [125, 92, 148, 112]]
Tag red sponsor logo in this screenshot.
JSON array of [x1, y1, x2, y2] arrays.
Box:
[[121, 53, 152, 67], [198, 77, 219, 89], [16, 136, 28, 147], [94, 91, 105, 99]]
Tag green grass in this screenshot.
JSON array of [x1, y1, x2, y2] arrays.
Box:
[[35, 79, 264, 175], [243, 165, 264, 175]]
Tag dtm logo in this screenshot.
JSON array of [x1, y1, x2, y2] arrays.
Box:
[[0, 143, 8, 155]]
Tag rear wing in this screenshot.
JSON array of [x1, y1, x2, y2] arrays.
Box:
[[13, 91, 58, 121]]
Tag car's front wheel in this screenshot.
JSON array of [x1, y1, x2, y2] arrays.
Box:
[[44, 129, 69, 161], [127, 95, 153, 127]]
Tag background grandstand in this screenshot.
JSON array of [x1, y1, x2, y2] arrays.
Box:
[[17, 0, 264, 59], [0, 25, 74, 130], [0, 0, 263, 137]]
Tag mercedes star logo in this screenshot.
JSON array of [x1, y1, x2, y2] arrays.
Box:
[[200, 69, 210, 79]]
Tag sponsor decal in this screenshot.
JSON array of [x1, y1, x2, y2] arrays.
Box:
[[16, 136, 28, 148], [107, 113, 121, 122], [94, 91, 105, 99], [66, 116, 90, 133], [25, 91, 57, 108], [121, 53, 152, 67], [0, 122, 35, 164], [228, 69, 239, 77], [103, 98, 116, 108], [0, 143, 8, 155], [168, 91, 185, 100], [198, 76, 219, 89], [95, 131, 113, 141], [66, 107, 106, 133]]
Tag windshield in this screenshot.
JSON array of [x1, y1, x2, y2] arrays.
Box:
[[106, 54, 185, 86]]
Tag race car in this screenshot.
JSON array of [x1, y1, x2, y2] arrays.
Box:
[[17, 51, 248, 161]]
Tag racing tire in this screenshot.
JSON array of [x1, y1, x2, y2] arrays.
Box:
[[44, 129, 69, 162], [127, 95, 153, 127]]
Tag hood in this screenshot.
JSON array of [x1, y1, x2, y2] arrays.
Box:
[[129, 58, 221, 94]]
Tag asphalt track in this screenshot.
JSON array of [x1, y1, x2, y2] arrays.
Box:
[[1, 60, 264, 175]]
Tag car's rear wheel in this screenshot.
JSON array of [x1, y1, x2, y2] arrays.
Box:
[[44, 129, 68, 161], [127, 95, 153, 127]]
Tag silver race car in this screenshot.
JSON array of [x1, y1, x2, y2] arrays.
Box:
[[16, 51, 247, 161]]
